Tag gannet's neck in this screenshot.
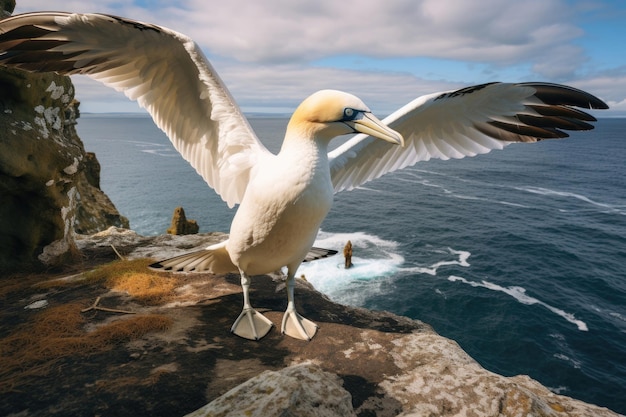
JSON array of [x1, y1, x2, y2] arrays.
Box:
[[279, 124, 330, 169], [281, 119, 331, 151]]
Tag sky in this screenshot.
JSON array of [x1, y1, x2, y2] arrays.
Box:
[[12, 0, 626, 116]]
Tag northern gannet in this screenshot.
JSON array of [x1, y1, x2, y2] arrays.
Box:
[[0, 12, 608, 341]]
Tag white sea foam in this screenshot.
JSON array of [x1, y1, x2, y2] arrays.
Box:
[[396, 173, 452, 194], [141, 148, 178, 157], [610, 312, 626, 323], [121, 140, 177, 157], [450, 194, 482, 201], [399, 169, 533, 210], [548, 385, 569, 395], [517, 186, 626, 214], [354, 185, 385, 193], [553, 353, 582, 369], [448, 276, 588, 331], [403, 248, 471, 276], [299, 231, 404, 303], [497, 201, 530, 208]]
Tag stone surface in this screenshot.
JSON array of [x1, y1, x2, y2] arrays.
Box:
[[0, 66, 128, 272], [74, 151, 130, 235], [2, 228, 618, 417], [75, 226, 226, 262], [186, 363, 356, 417], [167, 206, 200, 235]]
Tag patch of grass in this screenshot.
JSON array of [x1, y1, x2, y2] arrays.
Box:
[[1, 259, 178, 393], [0, 273, 46, 299], [0, 302, 172, 393], [87, 259, 176, 304], [109, 271, 176, 304], [83, 258, 156, 283], [36, 259, 177, 305]]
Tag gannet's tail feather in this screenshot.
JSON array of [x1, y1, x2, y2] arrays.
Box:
[[303, 247, 338, 262], [150, 244, 337, 272], [149, 241, 237, 273]]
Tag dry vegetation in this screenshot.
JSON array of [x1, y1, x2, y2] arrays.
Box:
[[82, 258, 177, 304], [0, 259, 177, 393]]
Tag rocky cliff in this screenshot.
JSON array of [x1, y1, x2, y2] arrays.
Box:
[[0, 65, 129, 273], [1, 227, 620, 417]]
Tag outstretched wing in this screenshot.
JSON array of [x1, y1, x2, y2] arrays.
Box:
[[0, 12, 272, 207], [329, 82, 608, 193]]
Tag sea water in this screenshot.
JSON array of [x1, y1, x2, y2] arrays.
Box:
[[78, 114, 626, 414]]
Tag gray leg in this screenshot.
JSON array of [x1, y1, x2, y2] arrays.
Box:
[[231, 271, 273, 340], [281, 270, 318, 340]]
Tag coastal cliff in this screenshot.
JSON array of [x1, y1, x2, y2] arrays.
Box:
[[0, 228, 621, 417]]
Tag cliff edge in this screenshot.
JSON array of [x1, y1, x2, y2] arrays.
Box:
[[2, 228, 619, 417]]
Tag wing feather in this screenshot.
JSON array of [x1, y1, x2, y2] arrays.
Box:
[[0, 12, 272, 207], [329, 82, 607, 193]]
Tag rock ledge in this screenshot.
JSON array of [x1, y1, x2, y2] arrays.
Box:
[[63, 227, 623, 417]]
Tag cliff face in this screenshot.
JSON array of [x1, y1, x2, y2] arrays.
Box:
[[0, 66, 129, 272], [0, 228, 619, 417]]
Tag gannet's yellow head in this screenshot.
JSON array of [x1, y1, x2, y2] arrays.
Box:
[[287, 89, 404, 145]]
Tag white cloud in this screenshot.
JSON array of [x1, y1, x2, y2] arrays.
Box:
[[221, 63, 461, 113], [156, 0, 585, 69], [71, 62, 460, 115], [570, 72, 626, 116], [12, 0, 625, 115], [18, 0, 585, 68]]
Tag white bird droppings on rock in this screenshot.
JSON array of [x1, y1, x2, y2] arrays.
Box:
[[24, 300, 49, 310]]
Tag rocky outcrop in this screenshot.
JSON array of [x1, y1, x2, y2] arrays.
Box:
[[186, 363, 356, 417], [74, 151, 130, 235], [167, 206, 199, 235], [65, 228, 623, 417], [0, 64, 128, 272]]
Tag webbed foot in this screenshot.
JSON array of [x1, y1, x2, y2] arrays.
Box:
[[281, 309, 318, 340], [231, 308, 273, 340]]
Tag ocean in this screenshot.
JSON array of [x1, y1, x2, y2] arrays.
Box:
[[77, 114, 626, 414]]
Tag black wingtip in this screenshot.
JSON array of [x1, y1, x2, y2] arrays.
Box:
[[148, 261, 169, 271], [520, 82, 609, 110]]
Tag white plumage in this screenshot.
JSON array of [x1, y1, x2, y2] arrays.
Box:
[[0, 12, 608, 340]]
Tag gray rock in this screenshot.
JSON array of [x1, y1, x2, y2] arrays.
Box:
[[185, 363, 356, 417], [72, 230, 623, 417], [74, 151, 130, 235], [167, 206, 200, 235], [75, 226, 226, 261]]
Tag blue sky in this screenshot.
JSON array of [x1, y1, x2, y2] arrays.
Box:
[[14, 0, 626, 116]]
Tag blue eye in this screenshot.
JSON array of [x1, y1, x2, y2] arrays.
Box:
[[343, 108, 358, 120]]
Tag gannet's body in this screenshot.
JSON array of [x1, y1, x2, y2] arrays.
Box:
[[229, 135, 333, 276], [0, 12, 608, 340], [224, 110, 338, 338]]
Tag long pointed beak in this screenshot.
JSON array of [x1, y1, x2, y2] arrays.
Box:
[[351, 113, 404, 146]]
